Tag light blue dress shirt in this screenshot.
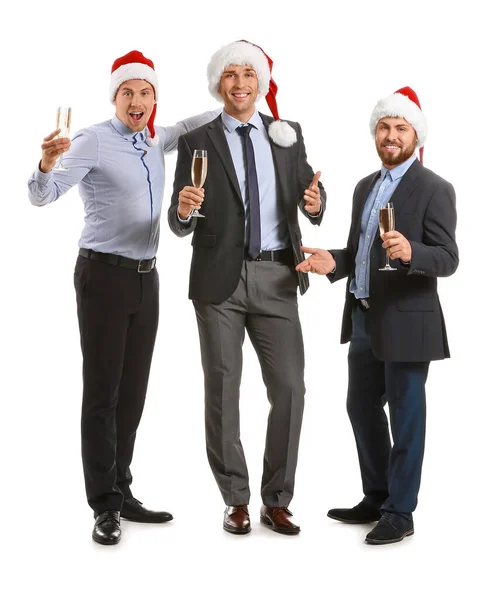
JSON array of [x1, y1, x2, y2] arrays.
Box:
[[28, 111, 219, 260], [222, 109, 289, 251], [350, 154, 416, 298]]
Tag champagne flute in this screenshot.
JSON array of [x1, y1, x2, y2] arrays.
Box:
[[190, 149, 207, 218], [379, 201, 397, 271], [53, 106, 72, 171]]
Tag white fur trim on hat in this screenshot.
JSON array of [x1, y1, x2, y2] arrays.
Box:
[[268, 120, 297, 147], [369, 93, 428, 148], [110, 63, 159, 102], [207, 41, 270, 102]]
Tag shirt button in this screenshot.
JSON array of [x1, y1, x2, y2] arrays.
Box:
[[359, 287, 363, 291], [362, 261, 366, 265], [372, 210, 376, 215], [367, 235, 370, 239]]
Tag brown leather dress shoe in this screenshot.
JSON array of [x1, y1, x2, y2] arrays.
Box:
[[260, 506, 300, 535], [223, 505, 251, 534]]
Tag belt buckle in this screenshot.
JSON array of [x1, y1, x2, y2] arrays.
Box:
[[137, 258, 155, 273], [360, 298, 370, 310]]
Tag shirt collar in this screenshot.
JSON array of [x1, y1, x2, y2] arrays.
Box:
[[111, 115, 146, 142], [222, 109, 263, 134], [381, 154, 417, 182]]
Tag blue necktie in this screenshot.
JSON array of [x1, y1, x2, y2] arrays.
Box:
[[237, 125, 261, 259]]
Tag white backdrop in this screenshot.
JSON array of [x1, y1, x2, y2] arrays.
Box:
[[2, 1, 500, 598]]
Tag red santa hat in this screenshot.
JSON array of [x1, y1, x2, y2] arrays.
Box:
[[369, 86, 427, 163], [206, 40, 297, 148], [109, 50, 159, 146]]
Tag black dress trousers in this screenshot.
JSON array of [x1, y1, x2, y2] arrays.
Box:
[[74, 255, 159, 514]]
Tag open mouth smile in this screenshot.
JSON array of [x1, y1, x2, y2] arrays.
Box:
[[232, 92, 250, 101]]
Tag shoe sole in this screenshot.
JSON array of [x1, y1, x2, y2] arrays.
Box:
[[92, 534, 121, 545], [365, 528, 414, 545], [223, 524, 251, 535], [121, 515, 173, 524], [260, 516, 300, 535], [327, 513, 380, 524]]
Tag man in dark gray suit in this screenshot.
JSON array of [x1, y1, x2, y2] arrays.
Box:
[[297, 87, 458, 545], [168, 40, 326, 535]]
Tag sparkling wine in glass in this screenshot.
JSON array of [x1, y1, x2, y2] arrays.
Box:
[[53, 107, 72, 171], [190, 149, 207, 218], [379, 201, 397, 271]]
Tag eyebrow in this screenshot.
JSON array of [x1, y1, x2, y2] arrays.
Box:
[[223, 67, 256, 74], [121, 86, 152, 92], [379, 121, 409, 127]]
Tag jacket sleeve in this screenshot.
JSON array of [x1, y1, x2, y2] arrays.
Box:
[[326, 248, 353, 283], [408, 180, 459, 278], [326, 178, 365, 283], [295, 123, 326, 225]]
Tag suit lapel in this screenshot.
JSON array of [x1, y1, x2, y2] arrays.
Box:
[[369, 158, 423, 255], [351, 171, 381, 248], [352, 158, 423, 251], [388, 158, 422, 214], [260, 113, 292, 208], [206, 116, 243, 203]]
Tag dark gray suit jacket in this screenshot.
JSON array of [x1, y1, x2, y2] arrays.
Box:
[[168, 113, 326, 304], [329, 159, 459, 362]]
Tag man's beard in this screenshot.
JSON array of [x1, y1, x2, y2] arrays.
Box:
[[377, 142, 416, 166]]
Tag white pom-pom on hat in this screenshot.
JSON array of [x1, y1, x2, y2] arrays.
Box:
[[268, 119, 297, 148], [207, 40, 297, 147]]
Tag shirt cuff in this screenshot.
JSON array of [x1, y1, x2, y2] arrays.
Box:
[[177, 210, 192, 224], [35, 164, 53, 184]]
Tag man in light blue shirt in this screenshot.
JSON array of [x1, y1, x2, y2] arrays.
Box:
[[297, 87, 458, 545], [350, 155, 416, 299], [28, 50, 219, 546], [169, 40, 326, 536]]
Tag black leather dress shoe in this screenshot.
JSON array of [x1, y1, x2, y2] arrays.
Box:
[[120, 498, 173, 523], [365, 511, 414, 545], [327, 499, 381, 524], [92, 511, 121, 545]]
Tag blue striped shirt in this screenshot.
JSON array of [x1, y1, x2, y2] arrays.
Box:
[[28, 111, 219, 260]]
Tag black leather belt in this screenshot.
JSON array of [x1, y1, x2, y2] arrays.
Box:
[[79, 249, 156, 273], [247, 247, 294, 265]]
